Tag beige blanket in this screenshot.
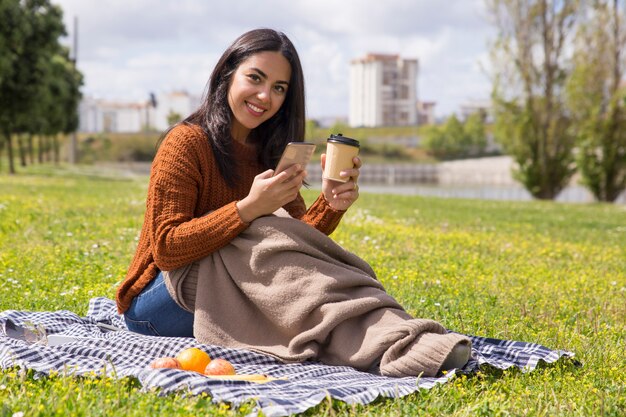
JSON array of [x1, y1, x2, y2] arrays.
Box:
[[166, 209, 470, 377]]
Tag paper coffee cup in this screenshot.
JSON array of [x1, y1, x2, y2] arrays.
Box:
[[323, 134, 360, 183]]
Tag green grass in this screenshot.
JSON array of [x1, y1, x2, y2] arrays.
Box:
[[1, 165, 625, 416]]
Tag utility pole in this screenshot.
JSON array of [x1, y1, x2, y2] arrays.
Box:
[[68, 15, 79, 164], [146, 92, 157, 132]]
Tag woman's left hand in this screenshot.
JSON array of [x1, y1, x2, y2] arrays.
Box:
[[321, 154, 361, 211]]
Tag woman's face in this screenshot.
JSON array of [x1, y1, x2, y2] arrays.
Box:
[[227, 51, 292, 143]]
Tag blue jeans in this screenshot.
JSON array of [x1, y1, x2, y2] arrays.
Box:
[[124, 271, 194, 337]]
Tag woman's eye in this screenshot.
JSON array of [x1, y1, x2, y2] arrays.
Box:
[[247, 74, 261, 82], [274, 85, 286, 94]]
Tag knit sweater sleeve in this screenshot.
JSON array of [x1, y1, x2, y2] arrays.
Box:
[[148, 127, 248, 271], [284, 192, 346, 235]]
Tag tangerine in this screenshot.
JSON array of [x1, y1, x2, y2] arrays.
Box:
[[175, 347, 211, 373]]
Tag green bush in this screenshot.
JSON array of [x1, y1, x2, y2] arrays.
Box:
[[78, 133, 159, 163]]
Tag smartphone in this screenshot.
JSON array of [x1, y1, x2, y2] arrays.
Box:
[[274, 142, 316, 175]]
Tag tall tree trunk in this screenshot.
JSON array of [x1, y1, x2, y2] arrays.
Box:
[[37, 135, 44, 163], [0, 135, 4, 172], [43, 136, 50, 163], [46, 136, 53, 162], [52, 134, 60, 164], [27, 134, 34, 164], [18, 135, 27, 167], [4, 133, 16, 174]]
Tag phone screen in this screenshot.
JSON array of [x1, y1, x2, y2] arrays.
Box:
[[274, 142, 316, 175]]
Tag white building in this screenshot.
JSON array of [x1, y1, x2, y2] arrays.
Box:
[[153, 91, 203, 131], [459, 99, 492, 123], [78, 91, 202, 133], [79, 97, 147, 133], [349, 53, 419, 127]]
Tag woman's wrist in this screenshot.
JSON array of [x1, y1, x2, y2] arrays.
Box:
[[236, 198, 257, 223], [320, 192, 347, 212]]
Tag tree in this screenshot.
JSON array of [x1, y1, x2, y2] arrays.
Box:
[[0, 0, 27, 173], [329, 120, 351, 136], [39, 50, 83, 163], [488, 0, 579, 199], [566, 0, 626, 202], [304, 119, 320, 142], [166, 110, 182, 126], [422, 113, 488, 159], [422, 123, 448, 159], [464, 112, 488, 153], [0, 0, 68, 173]]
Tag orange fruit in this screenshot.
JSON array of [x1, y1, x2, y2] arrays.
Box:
[[175, 347, 211, 373], [204, 358, 236, 375]]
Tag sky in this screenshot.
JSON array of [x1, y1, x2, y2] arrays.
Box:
[[51, 0, 496, 119]]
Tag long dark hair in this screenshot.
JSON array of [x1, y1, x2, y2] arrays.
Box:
[[179, 28, 306, 187]]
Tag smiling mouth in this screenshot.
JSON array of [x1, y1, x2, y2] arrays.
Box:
[[246, 101, 266, 115]]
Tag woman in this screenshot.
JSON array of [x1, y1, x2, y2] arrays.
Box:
[[116, 29, 470, 377]]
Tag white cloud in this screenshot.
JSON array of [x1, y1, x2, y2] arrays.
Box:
[[53, 0, 495, 118]]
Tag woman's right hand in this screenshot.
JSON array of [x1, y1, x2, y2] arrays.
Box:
[[236, 165, 306, 223]]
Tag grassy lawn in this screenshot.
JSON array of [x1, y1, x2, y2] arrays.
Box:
[[0, 165, 624, 416]]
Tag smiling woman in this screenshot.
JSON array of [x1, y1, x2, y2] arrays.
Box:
[[115, 28, 470, 379]]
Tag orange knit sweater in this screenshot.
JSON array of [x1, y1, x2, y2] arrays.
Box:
[[116, 123, 345, 313]]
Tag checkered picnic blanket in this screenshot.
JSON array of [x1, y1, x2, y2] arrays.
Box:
[[0, 297, 574, 417]]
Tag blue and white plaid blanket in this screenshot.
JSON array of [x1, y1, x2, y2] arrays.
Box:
[[0, 297, 574, 416]]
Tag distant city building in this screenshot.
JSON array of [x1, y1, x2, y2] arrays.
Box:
[[152, 91, 202, 131], [79, 97, 146, 133], [78, 91, 202, 133], [459, 99, 492, 123], [349, 53, 418, 127], [417, 100, 437, 125]]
